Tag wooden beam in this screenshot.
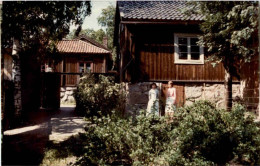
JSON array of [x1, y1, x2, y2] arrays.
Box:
[[146, 80, 240, 84], [121, 20, 202, 25]]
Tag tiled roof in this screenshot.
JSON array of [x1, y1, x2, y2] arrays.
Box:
[[57, 37, 110, 54], [118, 1, 203, 21]]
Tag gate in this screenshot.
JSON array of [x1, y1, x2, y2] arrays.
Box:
[[41, 72, 61, 109]]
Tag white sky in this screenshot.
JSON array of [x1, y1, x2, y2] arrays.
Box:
[[70, 0, 116, 32]]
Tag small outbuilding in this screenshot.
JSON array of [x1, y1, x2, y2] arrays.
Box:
[[44, 35, 112, 103]]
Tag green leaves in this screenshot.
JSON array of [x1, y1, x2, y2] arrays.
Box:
[[2, 1, 91, 57], [190, 1, 258, 65], [74, 74, 126, 118], [77, 100, 260, 165]]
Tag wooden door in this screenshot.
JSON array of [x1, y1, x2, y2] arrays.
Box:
[[161, 83, 185, 109]]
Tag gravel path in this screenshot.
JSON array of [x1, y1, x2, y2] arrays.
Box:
[[2, 106, 86, 165]]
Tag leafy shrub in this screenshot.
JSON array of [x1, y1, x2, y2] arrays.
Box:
[[75, 100, 260, 165], [74, 74, 126, 118], [165, 101, 260, 165], [76, 112, 174, 165]]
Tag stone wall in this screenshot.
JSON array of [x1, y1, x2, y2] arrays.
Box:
[[60, 86, 76, 103], [12, 40, 22, 116], [184, 83, 242, 108], [125, 82, 242, 114], [125, 82, 162, 115]]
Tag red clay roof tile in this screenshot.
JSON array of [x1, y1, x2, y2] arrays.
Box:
[[57, 38, 110, 54]]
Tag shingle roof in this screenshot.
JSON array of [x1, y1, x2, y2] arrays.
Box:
[[57, 37, 110, 54], [118, 1, 203, 21]]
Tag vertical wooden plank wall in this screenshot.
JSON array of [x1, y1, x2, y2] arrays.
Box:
[[117, 24, 229, 82], [133, 29, 225, 82], [119, 25, 133, 82], [93, 58, 105, 73], [65, 57, 78, 86], [137, 44, 225, 81], [61, 55, 107, 86]]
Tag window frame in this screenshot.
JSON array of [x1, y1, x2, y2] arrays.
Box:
[[78, 61, 93, 73], [174, 33, 204, 64]]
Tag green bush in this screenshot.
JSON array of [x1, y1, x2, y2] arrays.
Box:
[[76, 112, 173, 165], [165, 101, 260, 165], [74, 74, 126, 118], [75, 100, 260, 165]]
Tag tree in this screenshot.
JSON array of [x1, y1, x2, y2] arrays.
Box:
[[2, 1, 91, 53], [97, 5, 117, 69], [190, 2, 259, 109], [97, 5, 116, 50], [2, 1, 91, 115], [67, 28, 106, 45], [67, 4, 117, 69]]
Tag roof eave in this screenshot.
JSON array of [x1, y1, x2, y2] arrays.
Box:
[[58, 51, 111, 55], [120, 18, 203, 25]]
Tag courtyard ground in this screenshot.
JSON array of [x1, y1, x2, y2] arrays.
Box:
[[2, 105, 86, 165]]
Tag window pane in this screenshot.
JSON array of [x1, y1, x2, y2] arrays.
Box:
[[79, 63, 84, 73], [190, 38, 199, 45], [179, 45, 188, 52], [191, 53, 200, 60], [179, 53, 188, 59], [178, 38, 187, 45], [191, 46, 200, 52], [86, 63, 91, 73]]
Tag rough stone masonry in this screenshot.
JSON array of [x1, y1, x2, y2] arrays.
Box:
[[125, 82, 242, 115], [60, 86, 77, 104], [12, 39, 22, 116]]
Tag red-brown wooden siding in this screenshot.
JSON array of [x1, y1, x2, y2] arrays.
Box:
[[119, 24, 231, 82], [53, 54, 108, 86], [138, 44, 225, 81]]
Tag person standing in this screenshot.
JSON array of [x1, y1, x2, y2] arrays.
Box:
[[147, 83, 160, 116], [165, 81, 176, 117]]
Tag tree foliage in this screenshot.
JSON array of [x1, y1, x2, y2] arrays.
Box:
[[187, 2, 259, 109], [97, 4, 116, 50], [2, 1, 91, 56], [74, 74, 126, 118], [194, 2, 259, 67], [66, 4, 117, 69], [67, 28, 106, 45], [66, 4, 115, 50]]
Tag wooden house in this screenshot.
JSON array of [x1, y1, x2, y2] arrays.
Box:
[[44, 35, 112, 103], [45, 35, 111, 85], [114, 1, 259, 113]]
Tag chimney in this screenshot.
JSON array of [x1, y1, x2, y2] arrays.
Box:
[[103, 36, 108, 48]]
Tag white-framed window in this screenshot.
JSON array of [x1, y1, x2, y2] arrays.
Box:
[[174, 33, 204, 64], [79, 61, 93, 73]]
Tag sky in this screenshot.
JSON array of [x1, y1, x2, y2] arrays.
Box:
[[70, 1, 116, 32]]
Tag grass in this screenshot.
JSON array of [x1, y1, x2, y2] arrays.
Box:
[[41, 133, 88, 166]]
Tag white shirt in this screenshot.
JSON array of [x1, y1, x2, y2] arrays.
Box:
[[149, 89, 159, 100]]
